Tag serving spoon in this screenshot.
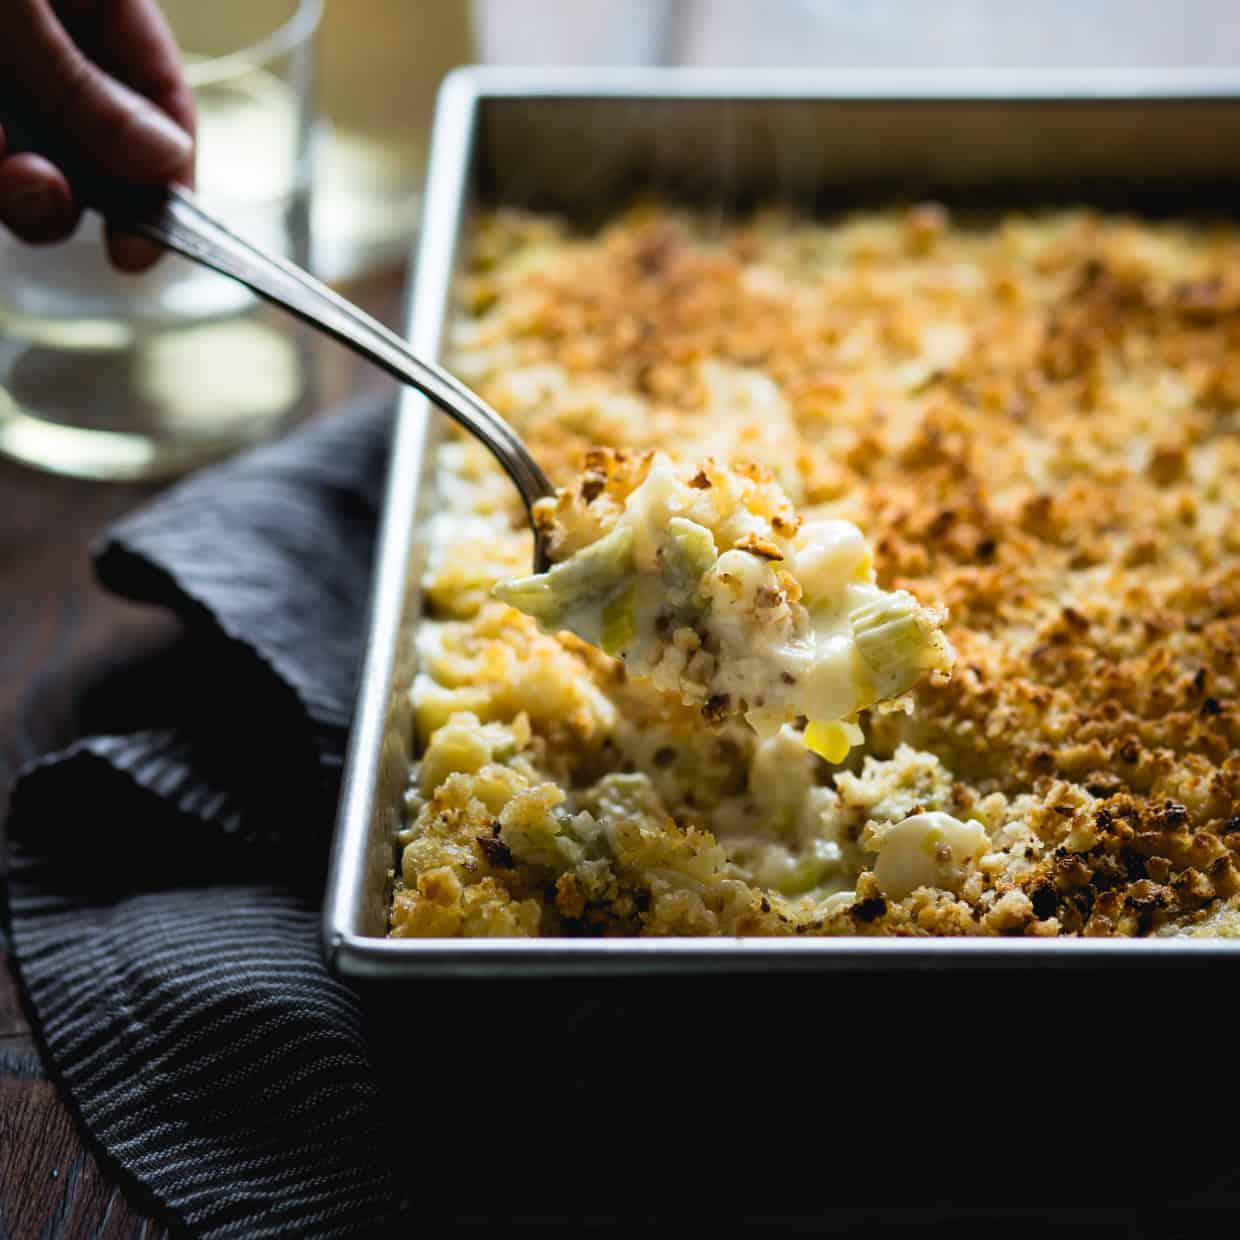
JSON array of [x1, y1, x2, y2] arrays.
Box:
[[0, 101, 556, 570]]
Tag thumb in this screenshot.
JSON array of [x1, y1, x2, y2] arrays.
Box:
[[1, 1, 192, 185]]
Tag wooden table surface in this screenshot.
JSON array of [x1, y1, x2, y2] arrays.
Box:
[[0, 267, 403, 1238]]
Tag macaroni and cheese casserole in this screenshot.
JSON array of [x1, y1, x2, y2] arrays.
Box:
[[391, 203, 1240, 939]]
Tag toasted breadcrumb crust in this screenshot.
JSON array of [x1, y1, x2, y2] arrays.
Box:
[[534, 447, 803, 564], [391, 203, 1240, 939]]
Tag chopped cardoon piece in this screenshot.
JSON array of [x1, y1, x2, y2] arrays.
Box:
[[849, 590, 956, 700], [494, 449, 954, 760]]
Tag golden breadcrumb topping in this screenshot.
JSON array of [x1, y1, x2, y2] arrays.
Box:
[[391, 203, 1240, 939]]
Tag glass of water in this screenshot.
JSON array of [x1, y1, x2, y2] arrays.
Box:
[[314, 0, 474, 281], [0, 0, 322, 481]]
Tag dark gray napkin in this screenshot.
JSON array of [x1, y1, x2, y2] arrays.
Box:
[[6, 393, 1240, 1239], [5, 396, 396, 1238]]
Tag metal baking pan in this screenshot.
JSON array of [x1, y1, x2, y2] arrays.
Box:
[[324, 66, 1240, 980]]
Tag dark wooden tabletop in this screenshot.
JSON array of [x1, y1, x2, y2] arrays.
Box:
[[0, 266, 403, 1238]]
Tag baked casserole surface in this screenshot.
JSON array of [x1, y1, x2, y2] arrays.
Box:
[[390, 203, 1240, 939]]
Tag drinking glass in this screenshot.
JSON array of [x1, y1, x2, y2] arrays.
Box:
[[0, 0, 322, 481], [312, 1, 475, 281]]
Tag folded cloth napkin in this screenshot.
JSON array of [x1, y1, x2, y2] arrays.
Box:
[[7, 393, 1240, 1238], [5, 394, 397, 1238]]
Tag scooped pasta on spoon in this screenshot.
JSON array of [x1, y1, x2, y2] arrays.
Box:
[[495, 448, 954, 763]]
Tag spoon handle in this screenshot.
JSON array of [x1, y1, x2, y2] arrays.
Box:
[[139, 186, 556, 526], [0, 91, 555, 553]]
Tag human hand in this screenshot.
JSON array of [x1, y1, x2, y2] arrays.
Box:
[[0, 0, 194, 271]]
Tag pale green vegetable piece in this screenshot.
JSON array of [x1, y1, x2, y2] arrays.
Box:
[[600, 586, 637, 655], [494, 525, 635, 631], [849, 590, 950, 699], [662, 517, 717, 586]]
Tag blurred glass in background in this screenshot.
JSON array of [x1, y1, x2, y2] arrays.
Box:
[[314, 1, 474, 281], [0, 0, 321, 481]]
